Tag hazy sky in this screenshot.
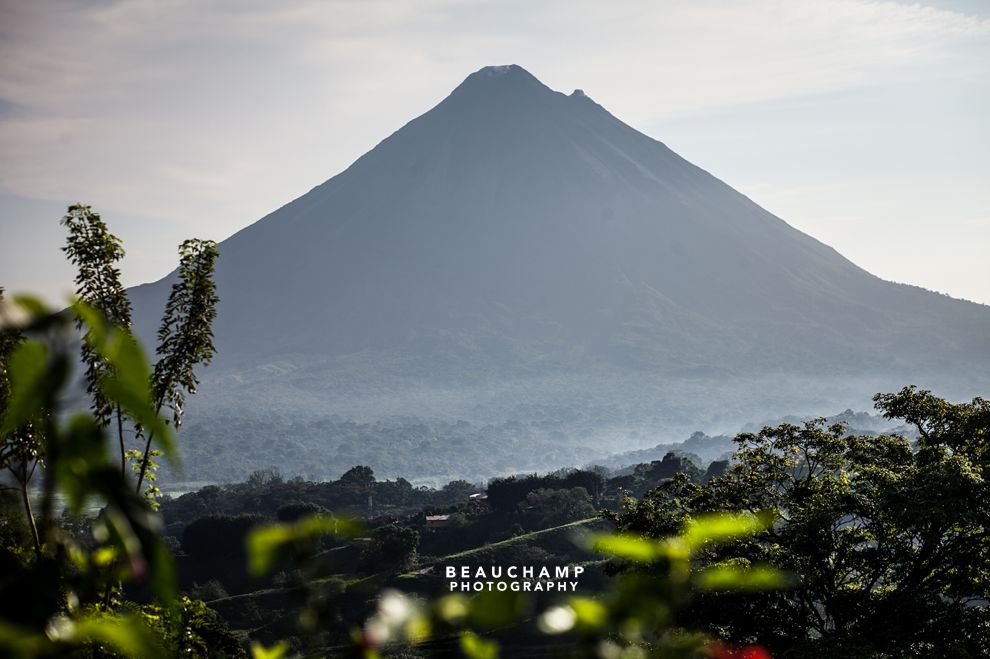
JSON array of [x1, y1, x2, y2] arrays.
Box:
[[2, 0, 988, 304]]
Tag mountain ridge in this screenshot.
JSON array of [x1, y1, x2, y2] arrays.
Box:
[[128, 64, 989, 480]]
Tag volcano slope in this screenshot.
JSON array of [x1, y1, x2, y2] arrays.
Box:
[[129, 65, 990, 482]]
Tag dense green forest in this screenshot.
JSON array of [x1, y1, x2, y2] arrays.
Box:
[[1, 208, 988, 657]]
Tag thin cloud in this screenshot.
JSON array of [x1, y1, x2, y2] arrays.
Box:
[[1, 0, 988, 299]]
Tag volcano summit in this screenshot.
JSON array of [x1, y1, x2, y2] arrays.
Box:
[[130, 65, 990, 481]]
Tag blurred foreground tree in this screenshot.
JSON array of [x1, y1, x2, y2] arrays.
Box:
[[0, 289, 42, 555], [245, 504, 784, 658], [0, 296, 239, 657]]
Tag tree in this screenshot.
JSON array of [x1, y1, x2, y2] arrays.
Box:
[[135, 238, 220, 493], [609, 387, 990, 657], [0, 297, 181, 656], [486, 474, 557, 513], [441, 479, 479, 502], [277, 501, 329, 522], [361, 523, 419, 570], [339, 465, 376, 488], [0, 289, 42, 554], [561, 469, 607, 505], [141, 596, 245, 658], [0, 297, 246, 657], [632, 452, 703, 493], [62, 204, 133, 473], [524, 486, 596, 528]]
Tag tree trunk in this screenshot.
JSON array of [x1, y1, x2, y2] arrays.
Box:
[[19, 466, 41, 555], [116, 405, 127, 476]]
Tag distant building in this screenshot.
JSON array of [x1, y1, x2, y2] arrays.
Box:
[[425, 514, 450, 529], [469, 492, 488, 501]]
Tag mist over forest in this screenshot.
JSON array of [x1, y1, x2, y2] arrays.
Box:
[[169, 370, 934, 485]]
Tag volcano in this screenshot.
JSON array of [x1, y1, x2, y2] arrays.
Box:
[[130, 65, 990, 481]]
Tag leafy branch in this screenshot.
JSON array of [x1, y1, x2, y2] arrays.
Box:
[[136, 238, 219, 493]]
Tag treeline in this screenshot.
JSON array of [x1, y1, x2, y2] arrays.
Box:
[[156, 451, 729, 604], [160, 451, 725, 544]]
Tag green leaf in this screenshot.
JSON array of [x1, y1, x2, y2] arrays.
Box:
[[71, 614, 167, 659], [568, 596, 609, 629], [695, 564, 788, 591], [71, 299, 108, 348], [0, 619, 50, 657], [247, 524, 292, 577], [682, 512, 772, 550], [591, 533, 663, 562], [251, 641, 289, 659], [97, 329, 177, 465], [147, 539, 179, 613], [460, 631, 498, 659], [467, 589, 527, 629], [247, 514, 361, 576], [11, 294, 48, 319], [90, 473, 177, 611], [0, 340, 48, 435], [57, 414, 108, 512], [436, 594, 470, 623]]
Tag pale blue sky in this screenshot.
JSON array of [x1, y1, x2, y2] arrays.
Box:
[[2, 0, 988, 303]]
